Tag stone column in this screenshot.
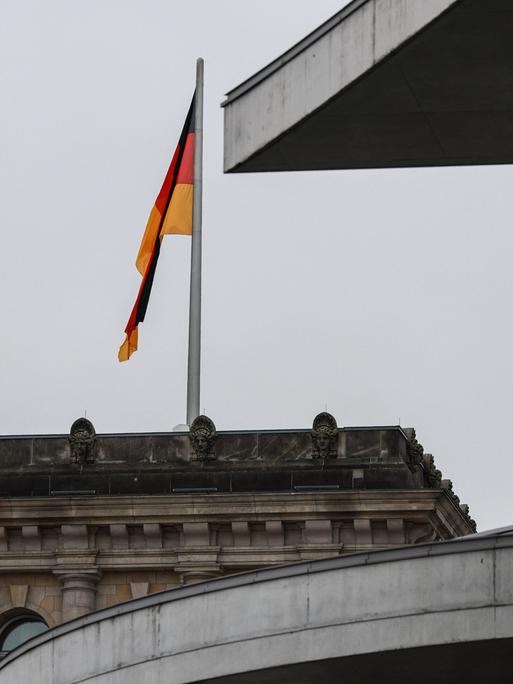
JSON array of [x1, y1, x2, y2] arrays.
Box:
[[55, 570, 101, 621]]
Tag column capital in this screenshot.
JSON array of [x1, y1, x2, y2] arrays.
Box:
[[53, 568, 102, 585], [174, 565, 223, 585]]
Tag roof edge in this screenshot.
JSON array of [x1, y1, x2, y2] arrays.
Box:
[[0, 425, 408, 440]]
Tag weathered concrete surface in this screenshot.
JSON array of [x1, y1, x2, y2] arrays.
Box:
[[223, 0, 513, 172], [1, 529, 512, 683]]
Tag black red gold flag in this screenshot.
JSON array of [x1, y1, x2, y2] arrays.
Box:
[[118, 95, 195, 362]]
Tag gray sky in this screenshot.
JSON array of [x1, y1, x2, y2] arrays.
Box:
[[1, 1, 512, 531]]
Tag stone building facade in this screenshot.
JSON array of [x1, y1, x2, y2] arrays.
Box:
[[0, 415, 474, 647]]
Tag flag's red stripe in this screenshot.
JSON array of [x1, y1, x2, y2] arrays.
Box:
[[175, 133, 194, 185], [155, 145, 182, 215], [125, 251, 154, 335]]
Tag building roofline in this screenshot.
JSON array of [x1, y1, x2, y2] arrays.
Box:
[[0, 425, 407, 440], [1, 526, 509, 670]]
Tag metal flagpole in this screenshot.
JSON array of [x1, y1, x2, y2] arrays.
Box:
[[186, 58, 204, 425]]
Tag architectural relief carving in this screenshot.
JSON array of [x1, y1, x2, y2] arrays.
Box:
[[442, 479, 476, 532], [311, 412, 338, 459], [422, 453, 442, 488], [441, 478, 457, 502], [406, 522, 439, 545], [69, 418, 97, 465], [190, 415, 216, 461], [406, 428, 424, 467]]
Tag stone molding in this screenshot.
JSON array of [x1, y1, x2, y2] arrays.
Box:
[[0, 489, 473, 629], [0, 491, 471, 576]]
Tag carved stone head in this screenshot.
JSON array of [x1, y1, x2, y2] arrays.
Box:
[[69, 418, 96, 465], [190, 415, 216, 461], [407, 428, 424, 466], [422, 453, 442, 488], [311, 412, 338, 459]]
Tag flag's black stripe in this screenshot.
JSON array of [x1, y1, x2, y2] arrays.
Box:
[[135, 93, 195, 325]]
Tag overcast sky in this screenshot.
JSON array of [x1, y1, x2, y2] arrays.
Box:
[[1, 1, 512, 531]]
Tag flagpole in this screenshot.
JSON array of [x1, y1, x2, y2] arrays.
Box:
[[186, 58, 204, 425]]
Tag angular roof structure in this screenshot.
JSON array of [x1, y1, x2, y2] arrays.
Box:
[[223, 0, 513, 172]]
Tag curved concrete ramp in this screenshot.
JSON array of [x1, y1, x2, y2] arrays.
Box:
[[1, 530, 512, 683]]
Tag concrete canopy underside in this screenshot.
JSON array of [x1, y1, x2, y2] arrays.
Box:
[[223, 0, 513, 172], [208, 640, 513, 684], [1, 530, 512, 683]]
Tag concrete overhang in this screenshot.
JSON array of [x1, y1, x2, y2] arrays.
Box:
[[223, 0, 513, 172]]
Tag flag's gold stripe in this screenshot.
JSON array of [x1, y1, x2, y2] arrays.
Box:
[[161, 183, 193, 236], [118, 327, 138, 362], [134, 181, 192, 278], [135, 205, 163, 276]]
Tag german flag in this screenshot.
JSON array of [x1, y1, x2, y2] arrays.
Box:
[[118, 95, 195, 362]]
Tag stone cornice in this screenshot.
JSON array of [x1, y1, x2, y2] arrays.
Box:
[[0, 490, 473, 577], [0, 489, 451, 516]]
